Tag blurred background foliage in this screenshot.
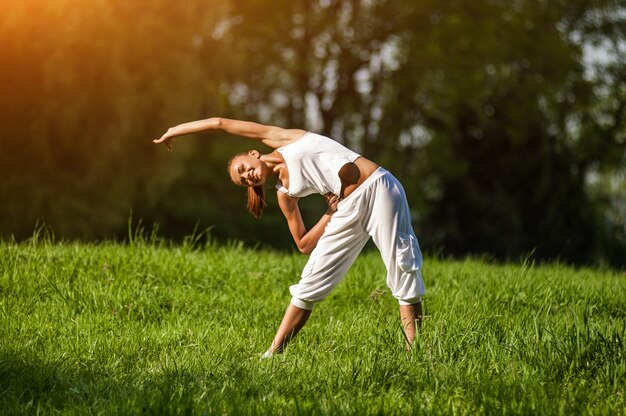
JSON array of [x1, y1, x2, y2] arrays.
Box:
[[0, 0, 624, 266]]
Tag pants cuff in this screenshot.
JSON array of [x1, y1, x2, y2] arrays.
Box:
[[290, 296, 316, 310], [398, 296, 422, 306]]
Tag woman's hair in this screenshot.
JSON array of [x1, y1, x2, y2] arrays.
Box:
[[228, 153, 267, 219], [247, 184, 266, 218]]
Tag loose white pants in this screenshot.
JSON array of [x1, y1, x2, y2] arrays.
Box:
[[290, 168, 425, 310]]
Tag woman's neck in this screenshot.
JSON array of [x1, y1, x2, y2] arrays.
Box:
[[260, 151, 288, 187], [260, 151, 285, 175]]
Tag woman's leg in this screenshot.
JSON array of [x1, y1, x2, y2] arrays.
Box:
[[363, 172, 425, 348], [399, 301, 423, 348], [267, 303, 312, 354], [266, 201, 368, 356]]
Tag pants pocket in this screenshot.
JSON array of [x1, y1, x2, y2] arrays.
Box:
[[396, 232, 422, 273]]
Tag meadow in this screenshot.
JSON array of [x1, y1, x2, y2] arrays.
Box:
[[1, 231, 624, 415]]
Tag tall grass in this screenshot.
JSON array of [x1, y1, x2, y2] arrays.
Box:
[[0, 231, 624, 414]]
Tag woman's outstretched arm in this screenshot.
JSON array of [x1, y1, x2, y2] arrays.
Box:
[[153, 117, 306, 150], [277, 192, 339, 254]]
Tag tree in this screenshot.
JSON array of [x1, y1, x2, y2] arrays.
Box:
[[0, 0, 623, 265], [214, 0, 625, 264]]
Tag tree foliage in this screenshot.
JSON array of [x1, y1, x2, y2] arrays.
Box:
[[0, 0, 624, 265]]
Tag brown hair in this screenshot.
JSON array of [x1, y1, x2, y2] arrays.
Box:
[[247, 185, 266, 218], [228, 153, 267, 219]]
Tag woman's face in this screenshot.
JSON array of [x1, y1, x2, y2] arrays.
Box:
[[229, 151, 268, 187]]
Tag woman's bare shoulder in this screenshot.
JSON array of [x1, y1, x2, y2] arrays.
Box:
[[263, 128, 308, 148]]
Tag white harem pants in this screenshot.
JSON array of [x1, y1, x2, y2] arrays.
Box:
[[290, 167, 425, 310]]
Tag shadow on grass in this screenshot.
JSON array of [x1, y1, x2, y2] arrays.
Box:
[[0, 349, 79, 411], [0, 349, 204, 414]]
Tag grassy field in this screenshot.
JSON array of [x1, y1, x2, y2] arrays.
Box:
[[0, 232, 624, 415]]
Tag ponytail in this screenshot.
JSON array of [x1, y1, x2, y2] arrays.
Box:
[[247, 184, 266, 218]]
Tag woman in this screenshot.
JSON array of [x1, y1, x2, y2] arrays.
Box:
[[153, 117, 425, 356]]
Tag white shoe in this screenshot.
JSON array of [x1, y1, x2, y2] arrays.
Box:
[[260, 350, 274, 359]]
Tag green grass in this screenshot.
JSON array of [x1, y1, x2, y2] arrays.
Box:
[[0, 232, 624, 415]]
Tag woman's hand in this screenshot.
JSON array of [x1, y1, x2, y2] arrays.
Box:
[[153, 129, 177, 151], [324, 192, 340, 215]]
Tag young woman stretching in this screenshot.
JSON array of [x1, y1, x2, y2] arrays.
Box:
[[153, 117, 425, 356]]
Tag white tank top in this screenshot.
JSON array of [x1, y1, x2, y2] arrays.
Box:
[[275, 132, 361, 197]]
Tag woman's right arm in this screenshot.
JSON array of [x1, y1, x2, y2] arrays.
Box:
[[153, 117, 305, 150]]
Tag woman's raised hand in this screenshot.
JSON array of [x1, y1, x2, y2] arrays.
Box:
[[324, 192, 340, 215], [153, 129, 177, 151]]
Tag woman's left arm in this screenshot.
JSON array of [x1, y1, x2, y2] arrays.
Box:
[[277, 192, 339, 254]]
